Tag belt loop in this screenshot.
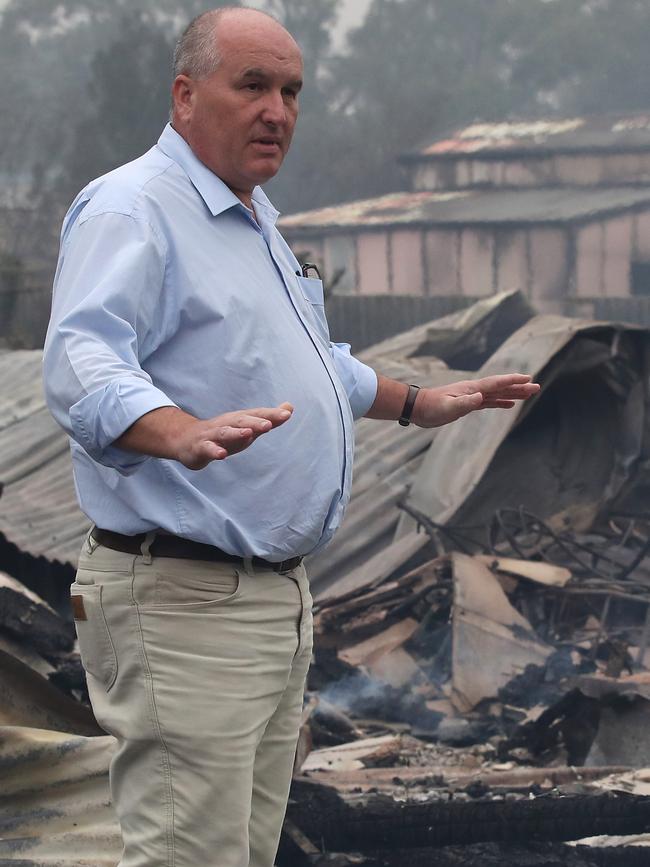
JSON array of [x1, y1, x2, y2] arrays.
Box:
[[140, 531, 157, 565], [243, 556, 255, 577]]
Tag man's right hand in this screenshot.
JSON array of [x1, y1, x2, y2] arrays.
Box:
[[115, 403, 294, 470]]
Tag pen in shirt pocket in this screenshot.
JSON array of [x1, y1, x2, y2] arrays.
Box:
[[297, 263, 321, 280]]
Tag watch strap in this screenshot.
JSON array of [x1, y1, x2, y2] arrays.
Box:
[[398, 384, 420, 427]]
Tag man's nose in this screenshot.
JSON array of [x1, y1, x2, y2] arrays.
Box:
[[260, 90, 287, 125]]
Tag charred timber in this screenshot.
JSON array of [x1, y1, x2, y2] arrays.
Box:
[[286, 782, 650, 851]]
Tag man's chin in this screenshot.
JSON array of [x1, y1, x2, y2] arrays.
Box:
[[249, 158, 284, 186]]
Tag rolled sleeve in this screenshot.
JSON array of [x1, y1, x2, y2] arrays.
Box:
[[43, 210, 176, 474], [69, 377, 176, 474], [329, 341, 378, 419]]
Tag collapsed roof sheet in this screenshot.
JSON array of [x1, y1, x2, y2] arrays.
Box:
[[399, 314, 650, 542], [279, 186, 650, 234], [0, 350, 89, 567]]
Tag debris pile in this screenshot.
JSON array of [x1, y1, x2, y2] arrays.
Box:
[[3, 291, 650, 865], [282, 292, 650, 863], [282, 552, 650, 862]]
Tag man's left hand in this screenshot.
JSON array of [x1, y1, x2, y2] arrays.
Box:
[[411, 374, 540, 428]]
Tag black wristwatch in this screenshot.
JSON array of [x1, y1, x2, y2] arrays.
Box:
[[398, 384, 420, 427]]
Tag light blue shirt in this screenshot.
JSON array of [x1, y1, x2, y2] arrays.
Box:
[[43, 124, 377, 560]]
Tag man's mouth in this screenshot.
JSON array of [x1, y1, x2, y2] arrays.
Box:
[[252, 137, 282, 152]]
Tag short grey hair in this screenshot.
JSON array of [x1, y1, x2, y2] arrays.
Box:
[[172, 6, 283, 81], [172, 9, 225, 81]]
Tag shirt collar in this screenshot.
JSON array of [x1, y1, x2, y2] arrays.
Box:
[[156, 124, 280, 224]]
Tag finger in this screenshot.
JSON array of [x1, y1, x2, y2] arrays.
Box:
[[474, 374, 534, 394], [235, 415, 276, 433], [196, 441, 228, 465], [240, 404, 294, 426], [486, 384, 540, 399], [213, 425, 254, 445]]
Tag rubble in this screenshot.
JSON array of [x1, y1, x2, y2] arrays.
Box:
[[0, 569, 74, 656], [4, 292, 650, 865]]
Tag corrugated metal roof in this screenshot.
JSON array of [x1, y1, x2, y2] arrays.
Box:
[[0, 724, 120, 866], [0, 350, 89, 567], [404, 113, 650, 161], [279, 186, 650, 234]]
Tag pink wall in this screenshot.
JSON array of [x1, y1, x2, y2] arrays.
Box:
[[471, 161, 504, 187], [503, 160, 552, 187], [425, 230, 460, 294], [529, 230, 569, 301], [456, 161, 472, 188], [459, 229, 494, 295], [411, 164, 444, 191], [390, 230, 423, 294], [495, 231, 529, 293], [575, 215, 635, 297], [286, 206, 648, 301], [634, 212, 650, 260], [554, 156, 602, 186], [603, 216, 633, 297], [576, 223, 605, 296], [408, 152, 650, 191], [357, 233, 390, 294]]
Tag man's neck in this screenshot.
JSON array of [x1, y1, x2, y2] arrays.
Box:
[[170, 121, 256, 211]]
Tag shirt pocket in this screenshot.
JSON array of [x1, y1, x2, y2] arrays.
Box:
[[70, 582, 118, 691], [296, 275, 330, 342]]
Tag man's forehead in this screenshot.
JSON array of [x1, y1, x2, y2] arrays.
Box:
[[239, 65, 303, 87], [216, 28, 303, 75]]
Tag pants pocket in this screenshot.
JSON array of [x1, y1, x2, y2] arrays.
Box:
[[133, 558, 243, 609], [70, 582, 118, 690]]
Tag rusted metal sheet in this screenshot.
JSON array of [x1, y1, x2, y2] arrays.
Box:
[[279, 186, 650, 234], [398, 314, 650, 540], [406, 113, 650, 160], [0, 350, 90, 567]]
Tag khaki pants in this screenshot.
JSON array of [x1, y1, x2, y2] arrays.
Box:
[[71, 532, 313, 867]]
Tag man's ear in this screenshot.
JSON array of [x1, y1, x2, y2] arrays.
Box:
[[172, 75, 195, 123]]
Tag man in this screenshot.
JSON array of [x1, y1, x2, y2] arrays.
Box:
[[43, 7, 539, 867]]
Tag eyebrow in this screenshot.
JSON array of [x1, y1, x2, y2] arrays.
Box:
[[240, 67, 303, 92]]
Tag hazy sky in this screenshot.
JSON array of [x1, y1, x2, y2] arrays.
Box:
[[334, 0, 372, 45], [0, 0, 373, 42]]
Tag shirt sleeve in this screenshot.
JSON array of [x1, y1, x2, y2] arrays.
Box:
[[43, 210, 177, 475], [328, 342, 378, 419]]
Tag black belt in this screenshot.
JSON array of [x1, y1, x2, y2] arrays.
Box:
[[91, 528, 303, 574]]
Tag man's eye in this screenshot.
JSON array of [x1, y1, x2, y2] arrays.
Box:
[[245, 82, 261, 91]]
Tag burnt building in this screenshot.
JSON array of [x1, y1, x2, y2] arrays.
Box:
[[280, 115, 650, 307]]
